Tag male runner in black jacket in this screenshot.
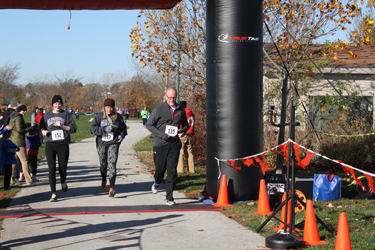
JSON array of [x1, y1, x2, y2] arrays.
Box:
[[146, 87, 188, 206]]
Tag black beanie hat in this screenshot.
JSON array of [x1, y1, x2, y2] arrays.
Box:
[[16, 104, 27, 112], [52, 95, 63, 106], [103, 98, 115, 107]]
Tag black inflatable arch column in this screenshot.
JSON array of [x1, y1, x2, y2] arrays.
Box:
[[206, 0, 264, 201]]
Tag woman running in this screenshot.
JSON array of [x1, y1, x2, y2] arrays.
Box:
[[40, 95, 77, 202], [90, 98, 127, 197]]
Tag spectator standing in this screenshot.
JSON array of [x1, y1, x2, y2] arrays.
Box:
[[141, 107, 148, 127], [67, 107, 73, 115], [146, 87, 188, 206], [35, 108, 44, 125], [40, 95, 77, 202], [90, 98, 127, 197], [0, 130, 19, 190], [75, 109, 79, 120], [0, 122, 14, 176], [31, 107, 39, 125], [177, 101, 195, 173], [9, 104, 35, 185], [27, 127, 42, 181]]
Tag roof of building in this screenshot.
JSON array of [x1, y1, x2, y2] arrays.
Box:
[[320, 45, 375, 67]]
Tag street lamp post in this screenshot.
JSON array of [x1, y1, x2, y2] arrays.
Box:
[[175, 16, 181, 104]]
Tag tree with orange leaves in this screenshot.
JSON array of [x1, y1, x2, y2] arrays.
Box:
[[349, 0, 375, 45], [130, 0, 206, 96]]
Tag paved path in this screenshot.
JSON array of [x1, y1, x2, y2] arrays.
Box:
[[0, 121, 268, 250]]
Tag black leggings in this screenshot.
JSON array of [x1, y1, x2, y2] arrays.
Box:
[[28, 155, 38, 176], [45, 143, 69, 193], [3, 165, 12, 189]]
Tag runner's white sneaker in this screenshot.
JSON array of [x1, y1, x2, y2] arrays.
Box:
[[151, 183, 160, 194], [166, 200, 176, 206]]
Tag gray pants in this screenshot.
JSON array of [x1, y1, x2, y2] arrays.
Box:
[[97, 144, 119, 187]]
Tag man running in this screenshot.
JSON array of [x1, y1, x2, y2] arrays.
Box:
[[146, 87, 188, 206]]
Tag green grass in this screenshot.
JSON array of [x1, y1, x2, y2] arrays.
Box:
[[134, 135, 154, 151], [134, 134, 375, 250]]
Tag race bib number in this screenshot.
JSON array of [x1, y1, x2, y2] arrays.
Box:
[[102, 132, 114, 142], [51, 130, 64, 141], [165, 125, 178, 137]]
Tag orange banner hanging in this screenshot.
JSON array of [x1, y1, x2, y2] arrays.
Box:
[[254, 154, 271, 175], [341, 163, 366, 191], [241, 157, 254, 167], [293, 143, 316, 169], [364, 173, 375, 193], [227, 160, 241, 172]]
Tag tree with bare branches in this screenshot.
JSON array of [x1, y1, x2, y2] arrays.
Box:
[[0, 62, 21, 104]]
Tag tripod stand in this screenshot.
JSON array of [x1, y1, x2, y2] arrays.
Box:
[[258, 100, 333, 249]]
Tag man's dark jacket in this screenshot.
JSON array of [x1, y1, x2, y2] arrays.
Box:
[[146, 102, 188, 147]]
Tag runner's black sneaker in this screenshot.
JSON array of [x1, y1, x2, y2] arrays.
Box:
[[61, 183, 68, 192]]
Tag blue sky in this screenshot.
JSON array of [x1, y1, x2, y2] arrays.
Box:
[[0, 9, 141, 85], [0, 9, 351, 86]]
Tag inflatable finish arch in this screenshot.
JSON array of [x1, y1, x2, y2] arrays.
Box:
[[206, 0, 264, 201], [0, 0, 264, 202]]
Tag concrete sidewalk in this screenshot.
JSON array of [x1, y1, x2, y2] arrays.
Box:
[[0, 121, 268, 250]]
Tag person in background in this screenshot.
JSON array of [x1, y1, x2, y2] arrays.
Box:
[[40, 95, 77, 202], [75, 109, 79, 120], [141, 107, 148, 127], [0, 130, 19, 190], [35, 108, 44, 125], [146, 87, 188, 206], [67, 107, 73, 115], [27, 125, 41, 181], [91, 98, 127, 197], [124, 108, 129, 123], [1, 101, 16, 178], [9, 104, 35, 185], [31, 107, 39, 125], [177, 101, 195, 174]]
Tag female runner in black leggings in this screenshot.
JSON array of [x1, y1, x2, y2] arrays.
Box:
[[40, 95, 77, 202]]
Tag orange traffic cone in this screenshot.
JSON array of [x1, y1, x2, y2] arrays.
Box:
[[274, 192, 291, 231], [335, 213, 352, 250], [213, 174, 233, 207], [254, 179, 272, 215], [303, 200, 327, 245], [273, 191, 300, 232]]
